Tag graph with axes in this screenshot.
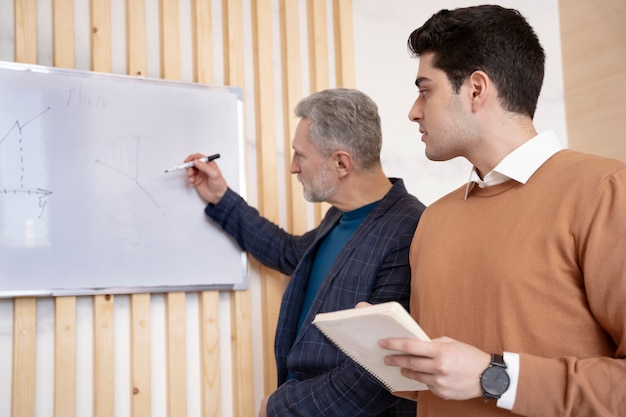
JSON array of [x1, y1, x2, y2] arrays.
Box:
[[0, 107, 53, 219]]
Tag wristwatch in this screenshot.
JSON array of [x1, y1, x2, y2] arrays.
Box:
[[480, 353, 510, 400]]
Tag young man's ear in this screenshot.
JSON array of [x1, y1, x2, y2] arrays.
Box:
[[468, 70, 490, 109]]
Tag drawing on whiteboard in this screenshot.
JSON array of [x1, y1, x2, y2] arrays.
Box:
[[0, 107, 53, 219], [66, 83, 106, 109], [94, 136, 161, 210], [90, 135, 189, 225]]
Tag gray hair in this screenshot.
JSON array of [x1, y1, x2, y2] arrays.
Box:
[[294, 88, 382, 170]]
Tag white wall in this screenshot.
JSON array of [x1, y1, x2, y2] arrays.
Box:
[[354, 0, 567, 205], [0, 1, 565, 416]]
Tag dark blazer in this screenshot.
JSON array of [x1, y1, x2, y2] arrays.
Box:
[[206, 178, 426, 416]]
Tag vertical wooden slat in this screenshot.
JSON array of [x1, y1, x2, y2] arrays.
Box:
[[222, 2, 255, 415], [222, 0, 245, 87], [251, 0, 278, 197], [165, 292, 187, 417], [91, 0, 112, 72], [306, 0, 331, 224], [332, 0, 355, 88], [126, 3, 152, 416], [14, 0, 37, 63], [130, 294, 151, 417], [199, 292, 221, 417], [307, 0, 329, 92], [93, 295, 115, 417], [251, 0, 285, 396], [55, 297, 77, 417], [52, 2, 78, 415], [228, 289, 254, 417], [12, 298, 37, 417], [126, 0, 146, 76], [90, 2, 115, 415], [191, 0, 213, 84], [52, 0, 75, 68], [159, 2, 187, 415], [279, 0, 307, 236], [12, 3, 38, 416], [191, 3, 222, 416], [160, 0, 181, 80]]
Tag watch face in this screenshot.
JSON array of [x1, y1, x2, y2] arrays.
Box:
[[481, 366, 510, 396]]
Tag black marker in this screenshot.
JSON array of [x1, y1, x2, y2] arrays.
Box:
[[164, 153, 220, 173]]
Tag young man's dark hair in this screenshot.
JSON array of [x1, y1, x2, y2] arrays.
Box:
[[408, 5, 545, 118]]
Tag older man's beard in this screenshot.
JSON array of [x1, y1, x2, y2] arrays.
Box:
[[300, 166, 337, 203]]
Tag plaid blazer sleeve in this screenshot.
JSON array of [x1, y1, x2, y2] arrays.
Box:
[[205, 187, 316, 275]]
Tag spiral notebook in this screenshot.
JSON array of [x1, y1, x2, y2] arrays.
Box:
[[312, 301, 430, 392]]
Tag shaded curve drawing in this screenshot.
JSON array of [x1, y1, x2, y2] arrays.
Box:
[[90, 135, 187, 225]]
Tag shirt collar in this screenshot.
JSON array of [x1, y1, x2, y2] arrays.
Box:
[[464, 131, 565, 199]]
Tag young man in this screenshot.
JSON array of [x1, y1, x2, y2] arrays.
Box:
[[184, 88, 426, 416], [380, 5, 626, 417]]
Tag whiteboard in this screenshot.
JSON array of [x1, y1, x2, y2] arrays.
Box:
[[0, 61, 247, 297]]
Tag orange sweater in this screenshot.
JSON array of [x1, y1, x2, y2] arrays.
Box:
[[410, 150, 626, 417]]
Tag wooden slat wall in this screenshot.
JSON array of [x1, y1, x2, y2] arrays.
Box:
[[5, 0, 355, 415], [559, 0, 626, 162]]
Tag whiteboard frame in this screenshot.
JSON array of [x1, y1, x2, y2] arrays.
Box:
[[0, 61, 248, 297]]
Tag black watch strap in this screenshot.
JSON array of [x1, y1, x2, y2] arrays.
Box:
[[490, 353, 506, 369]]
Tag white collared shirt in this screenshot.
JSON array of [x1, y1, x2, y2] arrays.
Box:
[[464, 130, 565, 200], [463, 131, 565, 409]]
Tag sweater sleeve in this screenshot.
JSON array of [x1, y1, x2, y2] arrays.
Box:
[[512, 168, 626, 417]]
